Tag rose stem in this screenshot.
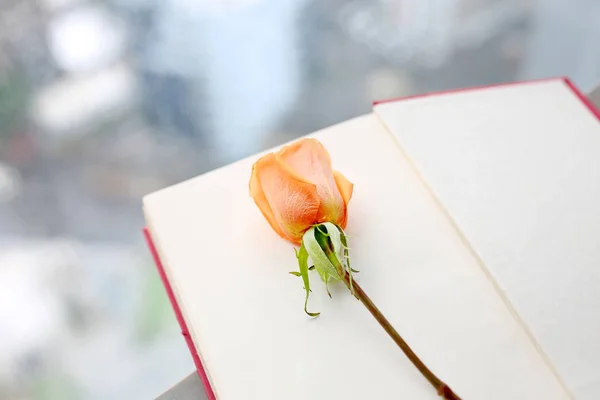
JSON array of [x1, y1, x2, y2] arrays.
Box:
[[337, 269, 461, 399]]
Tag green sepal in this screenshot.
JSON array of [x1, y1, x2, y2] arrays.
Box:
[[291, 223, 357, 315], [333, 223, 355, 294], [303, 226, 340, 285], [295, 242, 320, 317]]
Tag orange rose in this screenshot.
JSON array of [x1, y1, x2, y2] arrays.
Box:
[[248, 140, 460, 399], [249, 138, 353, 245]]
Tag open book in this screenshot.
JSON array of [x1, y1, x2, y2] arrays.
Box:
[[143, 78, 600, 400]]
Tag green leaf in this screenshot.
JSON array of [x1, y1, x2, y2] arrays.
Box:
[[296, 243, 320, 317], [289, 271, 302, 277]]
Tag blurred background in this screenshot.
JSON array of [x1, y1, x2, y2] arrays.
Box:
[[1, 0, 600, 399]]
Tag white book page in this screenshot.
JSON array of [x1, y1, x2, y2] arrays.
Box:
[[375, 78, 599, 399], [144, 114, 568, 399]]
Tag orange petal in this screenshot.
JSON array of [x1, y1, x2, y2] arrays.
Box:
[[277, 139, 345, 224], [333, 171, 353, 205], [249, 155, 287, 240], [254, 153, 320, 244], [276, 138, 332, 184], [333, 171, 353, 228]]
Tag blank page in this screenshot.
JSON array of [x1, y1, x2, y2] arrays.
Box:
[[375, 78, 598, 399], [144, 114, 567, 399]]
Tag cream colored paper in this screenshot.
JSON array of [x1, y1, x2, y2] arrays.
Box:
[[145, 114, 567, 399], [375, 78, 600, 399]]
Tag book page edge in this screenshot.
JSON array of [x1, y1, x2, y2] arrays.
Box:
[[143, 220, 218, 400], [372, 76, 567, 106]]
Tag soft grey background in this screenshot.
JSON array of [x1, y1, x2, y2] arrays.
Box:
[[1, 1, 600, 399]]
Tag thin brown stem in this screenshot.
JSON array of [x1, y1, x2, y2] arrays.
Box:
[[318, 223, 461, 398], [343, 276, 461, 399]]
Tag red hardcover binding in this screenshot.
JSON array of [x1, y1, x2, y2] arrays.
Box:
[[144, 77, 598, 400], [563, 78, 600, 121], [143, 228, 217, 400]]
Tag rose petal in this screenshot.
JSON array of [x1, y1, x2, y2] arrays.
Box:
[[277, 139, 345, 224], [333, 170, 353, 206], [333, 171, 354, 228], [250, 154, 287, 240], [255, 153, 320, 244]]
